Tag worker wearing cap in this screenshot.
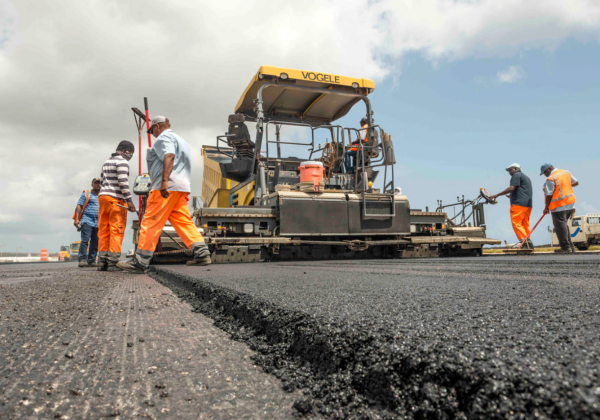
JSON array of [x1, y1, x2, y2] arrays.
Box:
[[540, 163, 579, 253], [97, 141, 136, 271], [73, 178, 101, 267], [118, 116, 211, 273], [490, 163, 534, 249], [344, 117, 370, 173]]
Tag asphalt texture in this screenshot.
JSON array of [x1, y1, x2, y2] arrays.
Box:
[[0, 262, 301, 419], [152, 254, 600, 419]]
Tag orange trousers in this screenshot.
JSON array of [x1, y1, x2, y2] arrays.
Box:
[[138, 191, 203, 253], [98, 195, 128, 262], [510, 204, 532, 241]]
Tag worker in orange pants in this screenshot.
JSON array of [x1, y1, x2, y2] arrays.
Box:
[[97, 141, 136, 270], [490, 163, 534, 249], [510, 204, 532, 241], [134, 190, 205, 264], [97, 196, 128, 266], [118, 116, 210, 273]]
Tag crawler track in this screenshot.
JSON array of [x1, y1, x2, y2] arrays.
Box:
[[152, 255, 600, 419]]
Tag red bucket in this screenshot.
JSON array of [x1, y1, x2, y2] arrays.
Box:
[[298, 161, 324, 183]]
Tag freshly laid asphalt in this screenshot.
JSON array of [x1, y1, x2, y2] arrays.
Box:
[[152, 254, 600, 419]]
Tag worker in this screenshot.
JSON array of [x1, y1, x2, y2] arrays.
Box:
[[97, 141, 136, 271], [73, 178, 101, 267], [118, 116, 211, 273], [394, 187, 403, 196], [490, 163, 534, 249], [540, 163, 579, 253], [344, 117, 370, 173]]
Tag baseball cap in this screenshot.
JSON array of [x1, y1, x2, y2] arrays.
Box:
[[92, 177, 101, 183], [505, 163, 521, 172], [540, 163, 552, 176], [147, 115, 168, 133]]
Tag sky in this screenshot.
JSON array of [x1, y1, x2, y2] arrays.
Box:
[[0, 0, 599, 254]]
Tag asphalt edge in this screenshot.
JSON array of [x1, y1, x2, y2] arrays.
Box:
[[149, 266, 517, 419]]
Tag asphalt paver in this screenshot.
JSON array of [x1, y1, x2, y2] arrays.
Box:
[[0, 262, 300, 419], [153, 254, 600, 419]]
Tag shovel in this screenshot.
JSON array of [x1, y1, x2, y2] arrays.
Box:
[[504, 213, 546, 254], [517, 213, 546, 250]]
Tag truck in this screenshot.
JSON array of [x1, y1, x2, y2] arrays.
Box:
[[134, 66, 500, 264], [69, 241, 81, 261], [551, 212, 600, 250], [58, 246, 71, 261]]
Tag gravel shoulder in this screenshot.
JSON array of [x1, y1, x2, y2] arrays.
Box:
[[152, 255, 600, 419], [0, 263, 299, 419]]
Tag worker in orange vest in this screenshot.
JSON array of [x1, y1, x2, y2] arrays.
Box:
[[540, 163, 579, 253], [344, 117, 369, 173]]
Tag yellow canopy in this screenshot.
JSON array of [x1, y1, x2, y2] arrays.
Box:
[[235, 66, 375, 126]]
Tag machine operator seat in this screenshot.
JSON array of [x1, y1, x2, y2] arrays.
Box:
[[219, 114, 255, 183], [227, 114, 255, 159], [365, 128, 380, 159]]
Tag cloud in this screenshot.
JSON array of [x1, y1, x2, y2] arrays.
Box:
[[578, 201, 600, 214], [0, 0, 22, 53], [496, 65, 526, 84], [2, 0, 600, 251], [376, 0, 600, 61]]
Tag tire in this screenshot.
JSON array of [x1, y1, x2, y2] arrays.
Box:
[[577, 243, 589, 251]]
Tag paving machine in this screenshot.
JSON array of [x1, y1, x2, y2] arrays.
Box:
[[134, 66, 500, 263], [154, 66, 500, 262]]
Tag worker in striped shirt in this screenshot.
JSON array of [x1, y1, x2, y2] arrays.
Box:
[[97, 140, 136, 271]]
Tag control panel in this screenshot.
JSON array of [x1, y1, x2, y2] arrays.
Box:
[[133, 174, 151, 196]]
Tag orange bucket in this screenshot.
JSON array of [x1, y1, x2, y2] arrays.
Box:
[[298, 161, 324, 183]]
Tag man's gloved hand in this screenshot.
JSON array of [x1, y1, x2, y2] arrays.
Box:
[[127, 201, 137, 213]]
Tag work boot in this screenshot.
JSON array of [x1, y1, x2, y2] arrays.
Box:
[[88, 261, 98, 267], [525, 239, 535, 250], [116, 260, 146, 274], [554, 248, 572, 254], [187, 243, 212, 266], [186, 255, 212, 266], [78, 260, 88, 268]]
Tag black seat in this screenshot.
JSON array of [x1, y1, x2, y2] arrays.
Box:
[[227, 115, 255, 159], [220, 114, 255, 182], [365, 129, 380, 159]]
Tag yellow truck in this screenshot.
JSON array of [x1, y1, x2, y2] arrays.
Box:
[[69, 241, 81, 261], [58, 246, 71, 261]]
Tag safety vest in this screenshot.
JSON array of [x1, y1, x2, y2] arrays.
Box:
[[72, 190, 91, 220], [547, 169, 576, 211], [351, 124, 369, 151]]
